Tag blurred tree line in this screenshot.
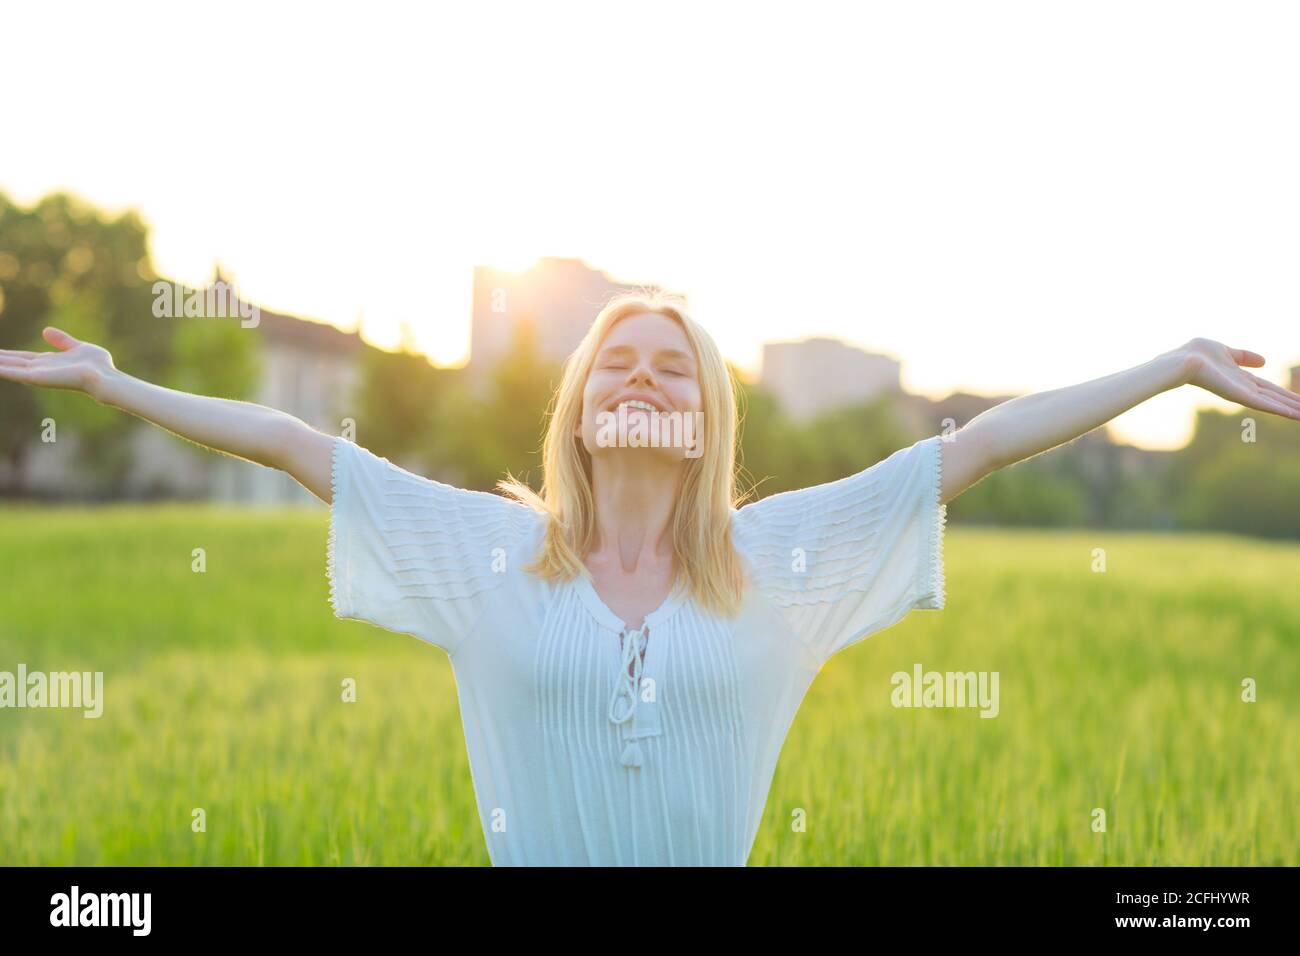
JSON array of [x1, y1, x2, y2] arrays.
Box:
[[1167, 407, 1300, 538], [356, 334, 1300, 541], [4, 188, 1299, 538], [940, 405, 1300, 538]]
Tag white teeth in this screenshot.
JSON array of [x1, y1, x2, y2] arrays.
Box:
[[617, 400, 658, 412]]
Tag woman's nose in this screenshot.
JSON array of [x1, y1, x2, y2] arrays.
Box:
[[626, 365, 655, 387]]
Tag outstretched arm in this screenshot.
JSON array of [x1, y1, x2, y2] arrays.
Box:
[[0, 327, 336, 502], [939, 338, 1300, 504]]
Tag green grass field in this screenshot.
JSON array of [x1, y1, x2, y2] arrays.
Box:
[[1, 505, 1296, 865]]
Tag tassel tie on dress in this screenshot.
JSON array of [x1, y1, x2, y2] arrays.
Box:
[[607, 624, 648, 769]]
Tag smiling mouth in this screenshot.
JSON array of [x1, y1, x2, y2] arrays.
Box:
[[611, 399, 664, 414]]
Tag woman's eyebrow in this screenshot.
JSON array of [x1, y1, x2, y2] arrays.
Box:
[[659, 348, 696, 365], [597, 344, 695, 364]]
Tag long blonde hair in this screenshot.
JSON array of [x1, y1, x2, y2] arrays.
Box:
[[496, 290, 749, 617]]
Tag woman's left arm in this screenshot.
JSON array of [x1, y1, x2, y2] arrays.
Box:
[[940, 337, 1300, 504]]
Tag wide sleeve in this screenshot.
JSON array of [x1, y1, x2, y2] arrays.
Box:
[[326, 436, 542, 655], [731, 434, 946, 664]]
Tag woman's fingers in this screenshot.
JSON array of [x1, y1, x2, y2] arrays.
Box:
[[0, 349, 41, 360], [1247, 372, 1300, 411], [1203, 361, 1300, 420], [1242, 387, 1300, 420], [1208, 368, 1298, 420], [42, 327, 80, 350]]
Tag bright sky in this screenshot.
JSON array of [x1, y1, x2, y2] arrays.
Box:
[[4, 1, 1298, 449]]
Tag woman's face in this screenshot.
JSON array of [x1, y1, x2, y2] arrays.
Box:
[[576, 311, 704, 463]]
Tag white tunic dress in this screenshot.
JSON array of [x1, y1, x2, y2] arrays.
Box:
[[327, 433, 946, 865]]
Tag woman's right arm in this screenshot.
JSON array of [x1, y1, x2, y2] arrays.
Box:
[[0, 327, 336, 502]]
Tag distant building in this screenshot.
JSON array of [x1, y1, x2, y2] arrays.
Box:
[[202, 301, 369, 505], [759, 337, 903, 421], [468, 257, 670, 389]]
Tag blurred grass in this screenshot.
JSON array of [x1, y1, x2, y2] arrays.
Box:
[[0, 505, 1296, 865]]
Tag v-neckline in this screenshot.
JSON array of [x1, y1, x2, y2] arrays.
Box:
[[574, 571, 687, 634]]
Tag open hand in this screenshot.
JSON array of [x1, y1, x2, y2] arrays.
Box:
[[1179, 337, 1300, 421], [0, 327, 116, 395]]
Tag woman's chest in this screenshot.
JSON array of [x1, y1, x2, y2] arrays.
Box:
[[539, 604, 742, 729], [463, 585, 750, 740], [454, 578, 818, 761]]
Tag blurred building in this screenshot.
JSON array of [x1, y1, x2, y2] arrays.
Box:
[[202, 303, 368, 505], [468, 257, 670, 390], [758, 337, 903, 421]]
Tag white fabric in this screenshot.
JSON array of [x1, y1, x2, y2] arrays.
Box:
[[327, 433, 947, 865]]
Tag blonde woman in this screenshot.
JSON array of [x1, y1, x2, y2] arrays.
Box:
[[3, 295, 1298, 865]]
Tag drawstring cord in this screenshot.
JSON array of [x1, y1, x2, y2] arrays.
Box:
[[608, 624, 648, 768]]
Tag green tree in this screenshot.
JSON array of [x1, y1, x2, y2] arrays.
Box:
[[1172, 407, 1300, 536], [733, 372, 804, 502], [353, 342, 454, 471], [947, 457, 1088, 527], [447, 318, 560, 491]]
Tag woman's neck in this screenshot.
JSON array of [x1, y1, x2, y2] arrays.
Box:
[[587, 455, 684, 573]]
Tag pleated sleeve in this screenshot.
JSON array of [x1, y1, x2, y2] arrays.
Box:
[[731, 435, 947, 665], [326, 436, 543, 655]]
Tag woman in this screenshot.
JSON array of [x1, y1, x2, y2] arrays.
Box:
[[2, 294, 1297, 866]]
